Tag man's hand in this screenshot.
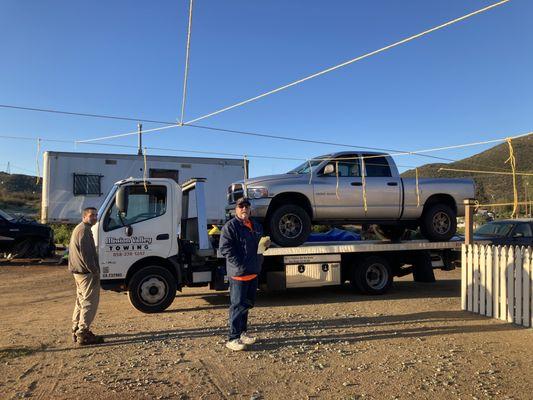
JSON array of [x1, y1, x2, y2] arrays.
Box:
[[258, 236, 271, 254]]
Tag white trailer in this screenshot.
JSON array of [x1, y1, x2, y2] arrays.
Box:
[[41, 151, 245, 224], [94, 177, 461, 313]]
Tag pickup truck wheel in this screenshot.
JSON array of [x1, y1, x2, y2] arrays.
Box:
[[128, 266, 177, 313], [352, 256, 392, 295], [420, 204, 457, 242], [375, 225, 406, 241], [11, 238, 35, 259], [269, 204, 311, 247]]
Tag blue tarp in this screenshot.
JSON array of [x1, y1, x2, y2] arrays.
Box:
[[307, 228, 361, 242]]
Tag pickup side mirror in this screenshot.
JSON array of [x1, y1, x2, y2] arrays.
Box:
[[323, 164, 335, 175], [116, 187, 127, 213]]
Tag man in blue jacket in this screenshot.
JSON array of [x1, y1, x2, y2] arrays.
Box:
[[219, 197, 266, 351]]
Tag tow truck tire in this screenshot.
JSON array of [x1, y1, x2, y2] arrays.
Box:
[[352, 256, 393, 295], [128, 266, 177, 313], [269, 204, 311, 247], [420, 204, 457, 242]]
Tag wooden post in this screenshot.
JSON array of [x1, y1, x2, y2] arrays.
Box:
[[464, 198, 476, 245]]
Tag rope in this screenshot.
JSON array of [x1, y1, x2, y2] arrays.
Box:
[[179, 0, 194, 125], [438, 167, 533, 176], [307, 160, 313, 184], [476, 201, 531, 208], [184, 0, 510, 126], [35, 138, 41, 185], [143, 147, 148, 192], [243, 155, 248, 180], [76, 123, 180, 143], [360, 156, 368, 213], [335, 161, 340, 199], [504, 138, 518, 218], [415, 167, 420, 207]]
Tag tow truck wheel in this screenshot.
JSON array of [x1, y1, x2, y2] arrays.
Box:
[[128, 266, 177, 313], [352, 256, 393, 295]]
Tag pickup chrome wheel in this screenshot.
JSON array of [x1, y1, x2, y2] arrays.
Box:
[[352, 255, 393, 295], [128, 266, 177, 313], [420, 204, 457, 242], [269, 204, 311, 247], [278, 213, 303, 239]]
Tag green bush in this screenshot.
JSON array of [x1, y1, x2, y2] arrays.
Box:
[[50, 223, 75, 246]]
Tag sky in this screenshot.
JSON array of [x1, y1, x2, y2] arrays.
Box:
[[0, 0, 531, 178]]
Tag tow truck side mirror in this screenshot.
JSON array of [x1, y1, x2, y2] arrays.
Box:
[[116, 187, 127, 213], [323, 164, 335, 175]]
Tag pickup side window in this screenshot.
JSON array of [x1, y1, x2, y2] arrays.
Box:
[[104, 185, 167, 231], [513, 223, 533, 238], [364, 156, 392, 177], [320, 156, 361, 177]]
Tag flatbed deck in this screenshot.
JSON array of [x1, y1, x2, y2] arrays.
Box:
[[263, 240, 462, 256]]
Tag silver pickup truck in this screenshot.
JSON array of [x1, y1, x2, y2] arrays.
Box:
[[226, 151, 475, 247]]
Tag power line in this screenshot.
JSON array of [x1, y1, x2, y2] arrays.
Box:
[[183, 0, 511, 125]]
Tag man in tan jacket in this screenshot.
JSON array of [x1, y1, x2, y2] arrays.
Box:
[[69, 207, 104, 345]]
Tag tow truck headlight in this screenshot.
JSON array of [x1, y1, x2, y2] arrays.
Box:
[[247, 187, 268, 199]]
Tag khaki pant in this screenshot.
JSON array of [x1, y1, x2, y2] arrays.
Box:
[[72, 273, 100, 332]]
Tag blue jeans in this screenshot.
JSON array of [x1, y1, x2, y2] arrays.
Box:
[[228, 277, 258, 341]]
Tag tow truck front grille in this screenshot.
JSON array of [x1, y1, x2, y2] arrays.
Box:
[[227, 183, 244, 204]]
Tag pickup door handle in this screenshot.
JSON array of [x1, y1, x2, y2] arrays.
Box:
[[387, 182, 398, 186], [156, 234, 169, 240], [350, 182, 362, 186]]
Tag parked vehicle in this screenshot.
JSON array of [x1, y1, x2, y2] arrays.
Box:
[[471, 218, 533, 246], [0, 209, 55, 258], [95, 177, 460, 313], [225, 152, 475, 246]]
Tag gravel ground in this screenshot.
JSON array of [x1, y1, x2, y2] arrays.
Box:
[[1, 264, 532, 399]]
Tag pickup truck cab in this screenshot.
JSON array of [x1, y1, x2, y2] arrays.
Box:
[[470, 218, 533, 246], [226, 152, 475, 246]]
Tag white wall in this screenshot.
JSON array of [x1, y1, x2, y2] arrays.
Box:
[[42, 152, 244, 224]]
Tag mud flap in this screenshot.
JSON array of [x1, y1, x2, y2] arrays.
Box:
[[412, 251, 436, 283]]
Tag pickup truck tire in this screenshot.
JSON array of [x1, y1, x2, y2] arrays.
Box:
[[128, 266, 177, 313], [375, 225, 406, 242], [352, 255, 393, 295], [269, 204, 311, 247], [420, 204, 457, 242]]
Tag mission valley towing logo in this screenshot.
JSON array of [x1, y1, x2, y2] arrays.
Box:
[[105, 236, 153, 256]]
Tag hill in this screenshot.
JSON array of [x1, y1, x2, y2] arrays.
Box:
[[0, 172, 41, 217], [401, 134, 533, 207]]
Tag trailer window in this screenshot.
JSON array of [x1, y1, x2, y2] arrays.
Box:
[[104, 185, 167, 231], [73, 174, 102, 196]]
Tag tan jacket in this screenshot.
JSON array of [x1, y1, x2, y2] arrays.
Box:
[[68, 222, 100, 275]]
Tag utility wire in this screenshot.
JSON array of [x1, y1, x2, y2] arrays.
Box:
[[183, 0, 511, 125], [179, 0, 194, 124]]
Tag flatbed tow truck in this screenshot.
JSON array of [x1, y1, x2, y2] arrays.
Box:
[[94, 178, 461, 313]]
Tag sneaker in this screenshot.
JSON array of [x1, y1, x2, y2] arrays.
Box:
[[72, 327, 78, 343], [77, 330, 105, 346], [240, 332, 257, 345], [225, 339, 246, 351]]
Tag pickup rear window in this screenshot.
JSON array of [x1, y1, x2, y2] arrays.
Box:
[[364, 156, 392, 177]]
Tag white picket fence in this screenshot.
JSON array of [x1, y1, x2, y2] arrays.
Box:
[[461, 244, 533, 328]]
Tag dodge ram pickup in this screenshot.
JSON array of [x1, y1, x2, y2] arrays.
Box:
[[226, 152, 475, 247]]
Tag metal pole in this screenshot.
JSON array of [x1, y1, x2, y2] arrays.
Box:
[[463, 198, 476, 245], [137, 123, 143, 156]]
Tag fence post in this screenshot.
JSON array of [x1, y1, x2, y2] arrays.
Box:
[[463, 198, 476, 245]]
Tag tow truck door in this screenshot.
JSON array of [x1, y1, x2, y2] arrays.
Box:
[[98, 182, 174, 280]]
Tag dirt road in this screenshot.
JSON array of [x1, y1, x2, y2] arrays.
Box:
[[1, 264, 532, 399]]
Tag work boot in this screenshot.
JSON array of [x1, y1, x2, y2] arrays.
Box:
[[240, 332, 257, 345], [225, 339, 246, 351], [72, 327, 78, 343], [77, 329, 105, 346]]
